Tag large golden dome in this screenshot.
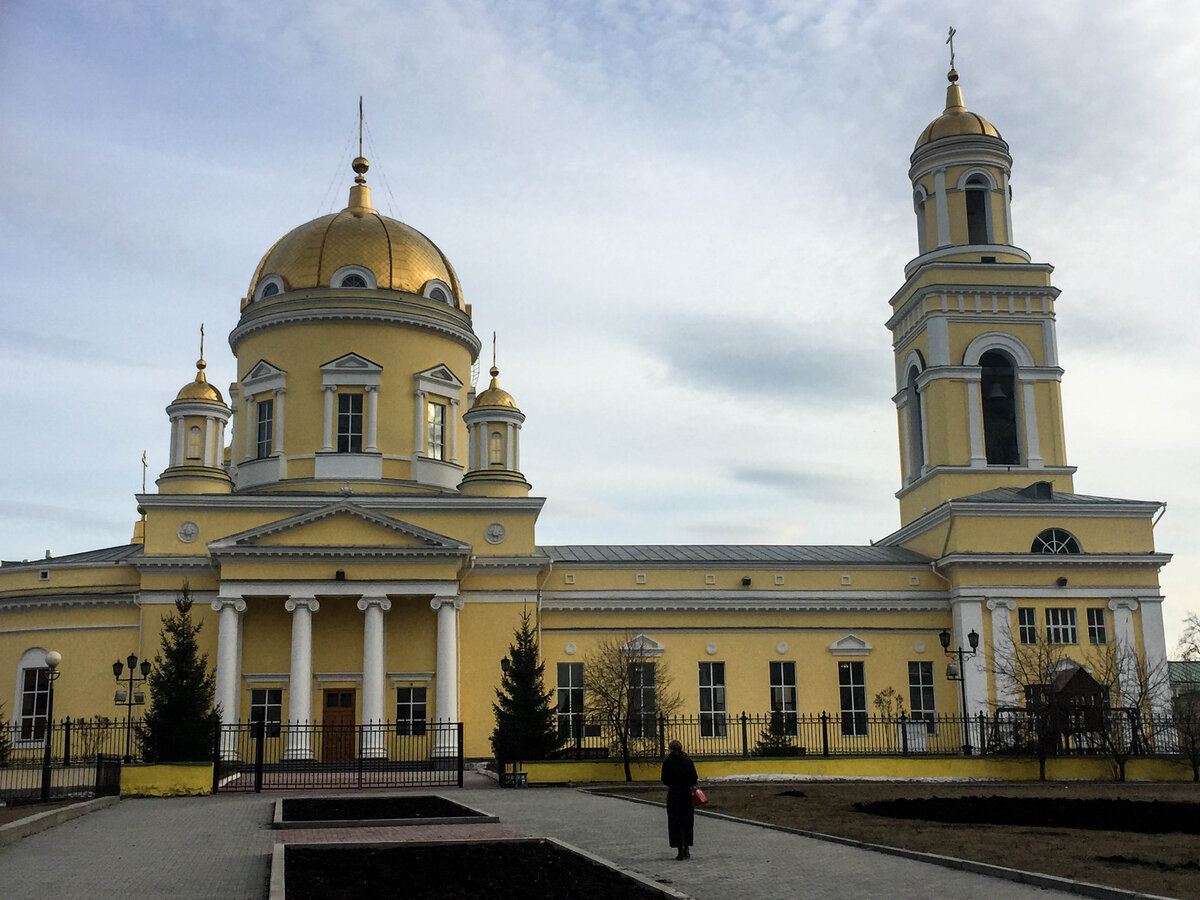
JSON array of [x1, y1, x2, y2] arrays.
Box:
[[244, 159, 462, 309], [914, 71, 1002, 151], [174, 359, 225, 403]]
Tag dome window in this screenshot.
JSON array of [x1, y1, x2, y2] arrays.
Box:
[[1032, 529, 1082, 554], [422, 279, 456, 306], [340, 273, 368, 288], [330, 265, 378, 291], [261, 282, 280, 298], [254, 275, 285, 302]]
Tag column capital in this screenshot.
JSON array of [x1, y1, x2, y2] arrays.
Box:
[[986, 598, 1016, 611], [430, 597, 464, 611], [212, 597, 247, 613], [275, 386, 287, 396], [285, 596, 320, 613], [364, 384, 379, 393], [1108, 598, 1140, 612], [322, 384, 338, 392], [357, 596, 393, 612]]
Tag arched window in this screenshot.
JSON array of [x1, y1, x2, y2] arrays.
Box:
[[14, 648, 51, 742], [906, 366, 924, 477], [339, 273, 368, 288], [186, 425, 202, 460], [980, 350, 1019, 465], [261, 282, 280, 298], [1031, 528, 1082, 554], [965, 174, 990, 244], [488, 430, 503, 466]]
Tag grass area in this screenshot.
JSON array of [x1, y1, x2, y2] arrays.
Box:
[[606, 781, 1200, 899]]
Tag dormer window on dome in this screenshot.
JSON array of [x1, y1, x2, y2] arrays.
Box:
[[254, 275, 285, 302], [422, 279, 455, 305], [331, 265, 377, 290]]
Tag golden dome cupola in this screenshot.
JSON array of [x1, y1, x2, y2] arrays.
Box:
[[159, 345, 233, 495], [460, 361, 530, 498], [907, 66, 1028, 276]]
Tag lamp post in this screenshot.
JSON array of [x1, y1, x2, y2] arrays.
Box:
[[113, 653, 152, 763], [939, 628, 980, 755], [40, 650, 62, 802]]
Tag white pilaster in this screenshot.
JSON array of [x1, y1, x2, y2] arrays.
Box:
[[244, 395, 255, 461], [321, 386, 336, 451], [1135, 598, 1173, 716], [448, 399, 458, 462], [951, 599, 988, 716], [1001, 170, 1013, 244], [414, 390, 426, 456], [431, 597, 463, 756], [986, 598, 1018, 707], [284, 596, 320, 760], [1108, 598, 1140, 706], [934, 168, 950, 247], [966, 376, 986, 466], [365, 386, 379, 453], [274, 388, 286, 453], [1020, 378, 1043, 467], [358, 596, 392, 758]]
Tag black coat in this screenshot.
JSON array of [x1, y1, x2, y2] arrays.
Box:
[[660, 750, 698, 848]]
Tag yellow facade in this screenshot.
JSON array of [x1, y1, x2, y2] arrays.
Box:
[[0, 66, 1172, 765]]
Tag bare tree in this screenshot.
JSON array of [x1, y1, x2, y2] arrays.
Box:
[[1172, 691, 1200, 782], [990, 632, 1076, 781], [1088, 639, 1171, 781], [1177, 612, 1200, 661], [582, 634, 680, 782]]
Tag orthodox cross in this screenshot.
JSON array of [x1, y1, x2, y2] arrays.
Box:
[[359, 96, 364, 158], [141, 451, 147, 493], [946, 26, 957, 71]]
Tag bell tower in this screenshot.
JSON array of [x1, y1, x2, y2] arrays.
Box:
[[890, 65, 1075, 526]]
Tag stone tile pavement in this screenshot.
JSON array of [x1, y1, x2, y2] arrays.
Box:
[[0, 778, 1091, 899]]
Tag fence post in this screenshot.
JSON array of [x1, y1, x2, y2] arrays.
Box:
[[821, 711, 830, 757], [977, 711, 988, 755], [40, 718, 55, 802], [657, 714, 666, 758], [740, 712, 749, 758], [357, 724, 365, 790], [211, 720, 222, 794], [457, 723, 464, 788], [899, 711, 908, 756], [253, 718, 265, 793], [63, 717, 72, 767]]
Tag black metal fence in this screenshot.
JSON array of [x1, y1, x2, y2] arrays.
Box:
[[212, 721, 465, 792], [0, 718, 128, 804], [553, 710, 1189, 761]]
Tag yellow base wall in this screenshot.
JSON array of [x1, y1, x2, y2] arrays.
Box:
[[121, 763, 213, 796], [519, 756, 1192, 784]]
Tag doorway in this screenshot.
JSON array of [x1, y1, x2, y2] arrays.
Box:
[[322, 689, 356, 762]]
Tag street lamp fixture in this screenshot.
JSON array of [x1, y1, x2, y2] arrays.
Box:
[[939, 628, 980, 755], [113, 653, 152, 762], [40, 650, 62, 802]]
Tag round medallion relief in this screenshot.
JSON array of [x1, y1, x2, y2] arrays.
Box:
[[177, 521, 199, 543], [776, 642, 788, 655], [485, 522, 506, 545], [705, 642, 718, 655], [564, 642, 577, 655]]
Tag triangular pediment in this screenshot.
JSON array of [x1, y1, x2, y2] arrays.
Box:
[[828, 634, 873, 657], [621, 634, 665, 658], [208, 502, 470, 559], [245, 359, 285, 381], [321, 353, 382, 373], [415, 364, 463, 388]]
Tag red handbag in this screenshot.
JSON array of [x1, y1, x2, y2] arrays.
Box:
[[691, 787, 708, 807]]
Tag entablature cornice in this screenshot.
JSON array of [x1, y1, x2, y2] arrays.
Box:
[[134, 556, 217, 575], [540, 590, 949, 614], [887, 281, 1059, 332], [214, 578, 460, 601], [950, 586, 1164, 602], [136, 492, 546, 514], [0, 592, 141, 612], [934, 552, 1171, 571]]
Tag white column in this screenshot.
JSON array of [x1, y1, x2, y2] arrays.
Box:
[[227, 386, 239, 475], [244, 394, 256, 461], [205, 416, 216, 466], [274, 388, 286, 452], [966, 376, 986, 466], [430, 597, 463, 756], [1135, 598, 1173, 716], [1108, 598, 1140, 706], [211, 597, 246, 760], [358, 596, 392, 758], [365, 386, 379, 452], [283, 596, 320, 760], [951, 599, 988, 716], [172, 417, 185, 466], [1001, 170, 1013, 244], [934, 168, 951, 247], [505, 422, 514, 469], [987, 598, 1018, 707], [414, 390, 426, 456], [448, 399, 458, 463], [513, 423, 520, 471], [321, 386, 336, 451], [1020, 378, 1043, 468]]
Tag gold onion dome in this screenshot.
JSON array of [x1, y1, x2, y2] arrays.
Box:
[[473, 366, 519, 410], [175, 358, 225, 403], [245, 157, 462, 306], [914, 69, 1002, 150]]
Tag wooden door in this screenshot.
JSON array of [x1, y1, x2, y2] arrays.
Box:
[[323, 689, 356, 762]]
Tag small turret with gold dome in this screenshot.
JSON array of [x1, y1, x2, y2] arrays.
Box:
[[460, 348, 530, 498], [158, 329, 233, 495]]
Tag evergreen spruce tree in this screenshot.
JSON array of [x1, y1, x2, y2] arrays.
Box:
[[491, 608, 560, 765], [138, 582, 217, 762]]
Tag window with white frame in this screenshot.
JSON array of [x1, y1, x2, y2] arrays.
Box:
[[255, 398, 274, 459], [908, 661, 936, 733], [769, 661, 798, 736], [838, 661, 867, 737], [627, 662, 656, 738], [396, 687, 427, 735], [964, 174, 991, 244], [186, 425, 202, 460], [698, 662, 727, 738], [18, 665, 51, 741], [1018, 607, 1037, 645], [250, 688, 282, 738], [1046, 608, 1078, 644], [1087, 608, 1108, 645], [337, 393, 364, 453], [557, 662, 584, 740], [1032, 528, 1081, 554], [427, 401, 446, 461]]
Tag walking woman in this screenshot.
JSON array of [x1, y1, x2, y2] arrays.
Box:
[[660, 739, 698, 860]]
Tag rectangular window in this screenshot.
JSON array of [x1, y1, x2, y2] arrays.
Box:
[[627, 662, 656, 738], [255, 398, 274, 459], [1018, 607, 1037, 645], [838, 661, 867, 737], [396, 687, 427, 735], [908, 661, 937, 733], [556, 662, 584, 740], [18, 667, 51, 741], [427, 402, 446, 460], [1087, 608, 1108, 645], [1046, 608, 1078, 644], [769, 661, 798, 736], [698, 662, 727, 738], [337, 393, 363, 453], [249, 688, 282, 738]]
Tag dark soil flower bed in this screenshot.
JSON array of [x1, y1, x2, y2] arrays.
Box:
[[281, 795, 478, 822], [855, 796, 1200, 833], [285, 840, 674, 900]]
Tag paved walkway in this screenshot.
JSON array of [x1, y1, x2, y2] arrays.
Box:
[[0, 778, 1086, 899]]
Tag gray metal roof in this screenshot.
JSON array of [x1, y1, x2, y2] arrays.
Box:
[[955, 486, 1156, 505], [540, 544, 930, 565], [1, 544, 144, 569]]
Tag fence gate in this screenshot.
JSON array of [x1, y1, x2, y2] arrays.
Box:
[[212, 721, 464, 792]]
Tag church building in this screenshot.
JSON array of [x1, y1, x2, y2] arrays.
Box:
[[0, 66, 1173, 761]]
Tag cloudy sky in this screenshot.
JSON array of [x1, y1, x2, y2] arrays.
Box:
[[2, 1, 1198, 650]]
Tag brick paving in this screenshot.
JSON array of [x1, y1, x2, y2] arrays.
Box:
[[0, 776, 1093, 899]]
